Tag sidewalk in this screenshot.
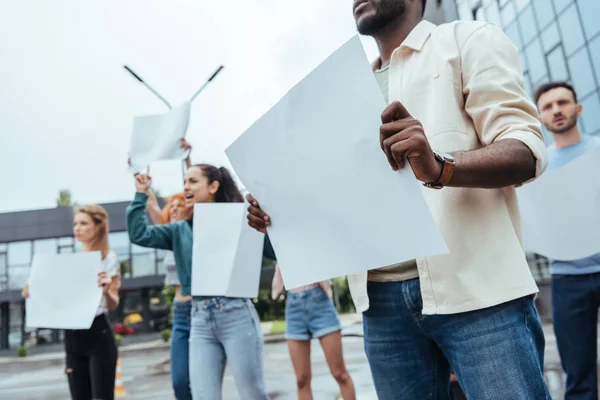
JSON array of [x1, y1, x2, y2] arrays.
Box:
[[0, 313, 364, 373]]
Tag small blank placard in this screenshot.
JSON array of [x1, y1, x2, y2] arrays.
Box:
[[26, 252, 103, 330], [191, 203, 265, 298]]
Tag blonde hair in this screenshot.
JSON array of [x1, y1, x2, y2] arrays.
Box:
[[75, 205, 110, 259]]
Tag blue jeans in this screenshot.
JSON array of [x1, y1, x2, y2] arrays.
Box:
[[189, 297, 268, 400], [171, 300, 192, 400], [552, 273, 600, 400], [363, 279, 550, 400], [285, 286, 341, 341]]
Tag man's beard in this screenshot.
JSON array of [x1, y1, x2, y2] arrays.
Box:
[[356, 0, 406, 36], [548, 113, 578, 134]]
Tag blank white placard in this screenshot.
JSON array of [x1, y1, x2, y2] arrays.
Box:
[[128, 102, 191, 173], [26, 252, 103, 330], [518, 144, 600, 260], [191, 203, 265, 298], [225, 35, 448, 289]]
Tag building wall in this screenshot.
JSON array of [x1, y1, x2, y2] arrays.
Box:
[[454, 0, 600, 140]]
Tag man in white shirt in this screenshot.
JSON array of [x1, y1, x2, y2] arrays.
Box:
[[247, 0, 550, 398]]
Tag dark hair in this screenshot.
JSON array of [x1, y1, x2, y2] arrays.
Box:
[[193, 164, 244, 203], [533, 81, 578, 105]]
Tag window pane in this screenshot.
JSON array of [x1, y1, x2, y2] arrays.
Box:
[[514, 0, 532, 13], [131, 244, 156, 277], [9, 302, 23, 349], [580, 94, 600, 134], [501, 1, 517, 25], [525, 39, 547, 83], [567, 48, 596, 98], [553, 0, 573, 14], [547, 45, 569, 81], [109, 232, 130, 278], [541, 23, 560, 52], [532, 0, 555, 29], [505, 22, 523, 50], [589, 35, 600, 85], [558, 4, 585, 56], [58, 237, 74, 246], [33, 239, 56, 255], [8, 265, 30, 290], [484, 2, 502, 27], [518, 5, 537, 45], [0, 244, 6, 252], [8, 242, 31, 266], [579, 0, 600, 39]]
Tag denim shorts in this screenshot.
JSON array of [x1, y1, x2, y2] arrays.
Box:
[[285, 286, 341, 341]]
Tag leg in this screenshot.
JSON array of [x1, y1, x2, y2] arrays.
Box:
[[88, 323, 118, 400], [170, 302, 192, 400], [218, 299, 268, 400], [288, 340, 313, 400], [552, 274, 597, 400], [65, 344, 92, 400], [430, 296, 550, 400], [188, 303, 226, 400], [319, 331, 356, 400], [363, 280, 451, 400]]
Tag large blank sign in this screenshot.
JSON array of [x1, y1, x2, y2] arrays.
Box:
[[26, 252, 103, 330], [518, 144, 600, 260], [226, 35, 447, 289]]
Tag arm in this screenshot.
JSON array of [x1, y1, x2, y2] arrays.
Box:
[[99, 253, 121, 311], [127, 192, 174, 250], [271, 264, 284, 300], [448, 139, 537, 188], [146, 188, 163, 225], [104, 276, 121, 311], [455, 23, 547, 187]]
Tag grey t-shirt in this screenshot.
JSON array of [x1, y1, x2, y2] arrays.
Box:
[[368, 65, 419, 283]]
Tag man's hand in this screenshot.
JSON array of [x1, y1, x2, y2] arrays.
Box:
[[380, 101, 442, 183], [246, 194, 270, 233]]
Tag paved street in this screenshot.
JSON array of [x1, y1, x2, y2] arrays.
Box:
[[0, 322, 596, 399], [0, 337, 374, 400]]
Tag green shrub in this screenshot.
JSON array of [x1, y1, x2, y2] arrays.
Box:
[[114, 334, 122, 347], [17, 345, 27, 357], [160, 329, 171, 342]]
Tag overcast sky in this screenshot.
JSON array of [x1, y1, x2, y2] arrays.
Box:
[[0, 0, 380, 212]]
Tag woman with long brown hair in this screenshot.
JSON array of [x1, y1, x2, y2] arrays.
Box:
[[22, 205, 121, 400], [127, 164, 270, 399]]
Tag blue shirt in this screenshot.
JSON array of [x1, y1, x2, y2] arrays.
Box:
[[126, 192, 276, 297], [547, 135, 600, 275]]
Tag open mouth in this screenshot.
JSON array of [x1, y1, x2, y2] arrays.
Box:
[[184, 192, 194, 201]]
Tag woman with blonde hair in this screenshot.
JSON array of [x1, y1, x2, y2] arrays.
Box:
[[23, 205, 120, 400]]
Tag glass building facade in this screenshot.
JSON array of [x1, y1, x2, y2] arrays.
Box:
[[454, 0, 600, 139]]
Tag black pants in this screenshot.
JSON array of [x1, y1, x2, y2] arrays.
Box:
[[65, 314, 118, 400]]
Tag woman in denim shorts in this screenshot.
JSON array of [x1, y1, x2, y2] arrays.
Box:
[[272, 265, 356, 399]]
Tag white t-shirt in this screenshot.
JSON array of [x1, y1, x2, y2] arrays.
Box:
[[163, 251, 180, 286], [96, 250, 120, 316]]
